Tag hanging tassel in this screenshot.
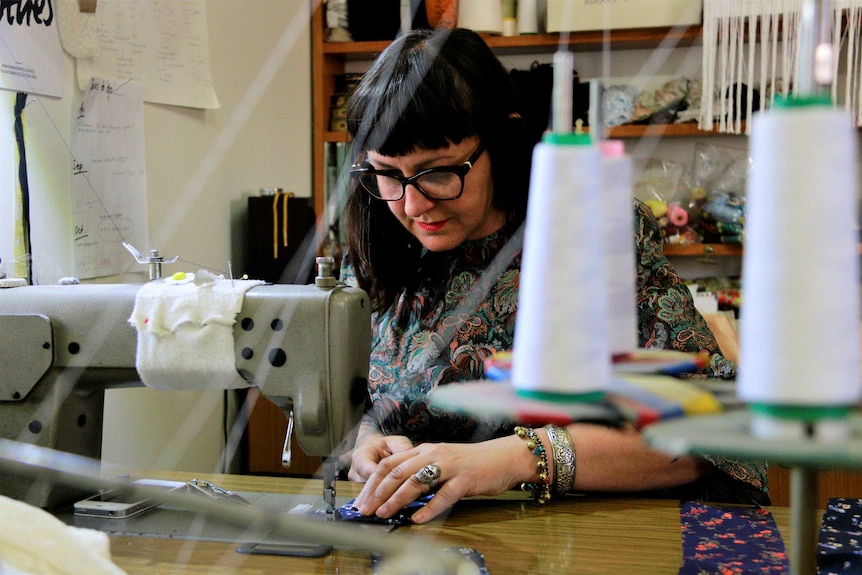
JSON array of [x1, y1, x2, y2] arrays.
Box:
[[701, 0, 811, 134], [705, 0, 862, 128], [835, 0, 862, 125]]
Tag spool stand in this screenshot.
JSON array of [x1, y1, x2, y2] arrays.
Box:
[[432, 382, 857, 573], [643, 410, 862, 575]]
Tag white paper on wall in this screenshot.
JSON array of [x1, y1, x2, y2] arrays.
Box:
[[72, 77, 149, 279], [0, 1, 64, 97], [76, 0, 220, 109]]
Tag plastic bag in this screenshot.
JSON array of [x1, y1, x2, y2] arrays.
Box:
[[634, 158, 701, 245], [691, 143, 749, 244]]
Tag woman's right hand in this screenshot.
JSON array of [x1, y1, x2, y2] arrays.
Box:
[[347, 426, 414, 482]]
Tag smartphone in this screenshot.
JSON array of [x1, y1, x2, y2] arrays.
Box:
[[236, 542, 333, 558], [73, 479, 185, 519]]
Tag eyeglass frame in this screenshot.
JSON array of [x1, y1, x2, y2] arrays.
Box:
[[349, 143, 486, 202]]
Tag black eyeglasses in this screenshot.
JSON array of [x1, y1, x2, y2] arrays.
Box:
[[349, 143, 486, 201]]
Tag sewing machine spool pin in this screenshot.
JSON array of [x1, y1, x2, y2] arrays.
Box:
[[314, 256, 336, 288], [122, 242, 179, 280]]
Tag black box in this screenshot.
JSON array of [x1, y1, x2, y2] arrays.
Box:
[[247, 194, 316, 284]]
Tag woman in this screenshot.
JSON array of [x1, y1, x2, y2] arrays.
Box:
[[340, 27, 766, 525]]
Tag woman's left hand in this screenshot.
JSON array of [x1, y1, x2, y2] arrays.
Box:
[[351, 436, 522, 524]]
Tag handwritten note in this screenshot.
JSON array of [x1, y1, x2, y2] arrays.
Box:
[[0, 0, 64, 97], [76, 0, 220, 109], [72, 77, 149, 279]]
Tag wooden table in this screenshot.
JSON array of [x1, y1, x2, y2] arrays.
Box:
[[107, 472, 793, 575]]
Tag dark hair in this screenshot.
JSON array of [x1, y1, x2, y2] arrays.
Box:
[[343, 27, 538, 313]]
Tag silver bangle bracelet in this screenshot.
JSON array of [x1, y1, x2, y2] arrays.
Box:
[[545, 424, 576, 496]]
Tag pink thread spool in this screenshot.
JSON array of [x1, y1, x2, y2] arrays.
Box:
[[667, 203, 688, 227]]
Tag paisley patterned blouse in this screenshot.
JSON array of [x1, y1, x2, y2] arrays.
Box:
[[341, 199, 769, 505]]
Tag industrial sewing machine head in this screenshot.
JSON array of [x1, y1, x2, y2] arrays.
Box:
[[0, 256, 370, 511]]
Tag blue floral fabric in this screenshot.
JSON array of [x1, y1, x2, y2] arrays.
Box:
[[678, 501, 789, 574], [818, 498, 862, 574]]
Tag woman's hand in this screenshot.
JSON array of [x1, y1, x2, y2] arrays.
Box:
[[351, 435, 525, 524], [348, 428, 414, 482]]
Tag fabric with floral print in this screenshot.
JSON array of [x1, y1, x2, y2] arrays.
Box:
[[818, 498, 862, 574], [634, 200, 736, 379], [341, 199, 768, 503], [679, 501, 789, 574]]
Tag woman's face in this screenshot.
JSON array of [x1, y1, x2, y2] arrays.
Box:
[[366, 137, 507, 252]]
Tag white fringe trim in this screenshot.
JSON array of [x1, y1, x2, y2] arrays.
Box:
[[701, 0, 862, 133]]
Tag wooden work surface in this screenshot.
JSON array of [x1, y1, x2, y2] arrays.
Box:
[[104, 471, 795, 575]]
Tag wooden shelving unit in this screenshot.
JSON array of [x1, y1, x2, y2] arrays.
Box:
[[319, 24, 702, 57], [310, 6, 741, 226], [319, 119, 738, 144]]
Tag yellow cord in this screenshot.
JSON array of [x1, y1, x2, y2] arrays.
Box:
[[272, 191, 294, 259]]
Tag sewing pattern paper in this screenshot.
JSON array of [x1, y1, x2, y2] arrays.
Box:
[[71, 77, 149, 279]]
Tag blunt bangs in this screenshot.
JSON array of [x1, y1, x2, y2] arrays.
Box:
[[348, 31, 491, 156]]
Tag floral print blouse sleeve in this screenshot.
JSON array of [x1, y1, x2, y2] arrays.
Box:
[[633, 199, 769, 504], [339, 226, 522, 444], [634, 199, 736, 379]]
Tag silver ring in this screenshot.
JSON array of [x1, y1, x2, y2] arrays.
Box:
[[414, 464, 441, 488]]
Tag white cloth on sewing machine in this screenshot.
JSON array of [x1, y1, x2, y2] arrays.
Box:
[[128, 273, 264, 390], [129, 271, 262, 336], [0, 494, 127, 574]]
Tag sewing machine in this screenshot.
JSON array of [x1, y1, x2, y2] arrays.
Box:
[[0, 260, 371, 511]]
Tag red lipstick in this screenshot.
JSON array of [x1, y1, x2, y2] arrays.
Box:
[[417, 220, 448, 232]]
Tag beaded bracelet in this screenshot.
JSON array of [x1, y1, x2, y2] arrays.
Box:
[[514, 426, 551, 504], [545, 424, 576, 496]]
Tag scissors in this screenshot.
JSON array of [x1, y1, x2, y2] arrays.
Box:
[[187, 478, 252, 506]]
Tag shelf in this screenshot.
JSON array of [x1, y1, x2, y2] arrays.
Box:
[[311, 13, 731, 212], [608, 122, 745, 138], [664, 243, 862, 257], [321, 26, 703, 59], [311, 6, 736, 219], [323, 122, 746, 145], [663, 244, 743, 257], [324, 131, 351, 144]]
